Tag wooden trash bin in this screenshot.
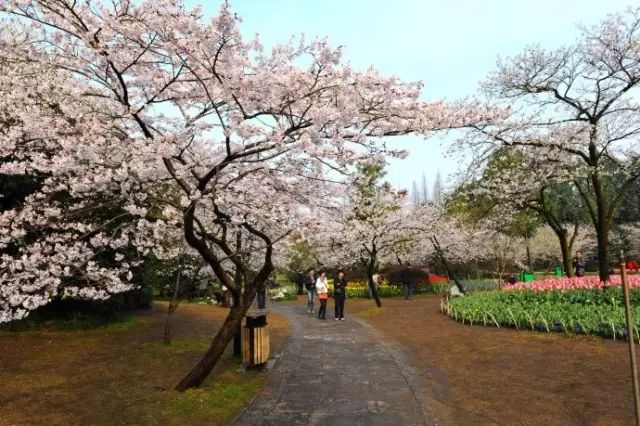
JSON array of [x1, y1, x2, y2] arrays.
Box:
[[242, 308, 270, 367]]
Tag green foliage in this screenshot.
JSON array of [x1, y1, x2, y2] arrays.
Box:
[[282, 238, 317, 279], [0, 288, 152, 331], [166, 358, 265, 423], [458, 279, 500, 291], [444, 288, 640, 340], [358, 307, 385, 317], [268, 282, 298, 301]]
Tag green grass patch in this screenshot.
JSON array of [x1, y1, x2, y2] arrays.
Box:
[[142, 338, 212, 355], [158, 358, 266, 424], [357, 307, 386, 317]]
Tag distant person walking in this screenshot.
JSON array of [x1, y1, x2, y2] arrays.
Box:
[[305, 269, 316, 314], [573, 251, 586, 277], [334, 270, 348, 320], [400, 267, 413, 299], [316, 271, 329, 320]]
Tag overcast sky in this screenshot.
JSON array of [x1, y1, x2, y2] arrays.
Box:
[[186, 0, 633, 192]]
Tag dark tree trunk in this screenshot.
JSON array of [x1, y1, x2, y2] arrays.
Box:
[[164, 256, 183, 345], [431, 236, 466, 295], [175, 302, 250, 391], [367, 268, 382, 308], [176, 203, 275, 391], [525, 233, 533, 272], [549, 227, 575, 278], [596, 218, 611, 281], [363, 247, 382, 307], [592, 168, 611, 282], [558, 230, 574, 278]]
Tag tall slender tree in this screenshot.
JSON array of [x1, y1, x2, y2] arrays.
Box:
[[432, 171, 444, 204], [421, 172, 429, 204]]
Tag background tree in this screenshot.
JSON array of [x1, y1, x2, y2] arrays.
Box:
[[432, 170, 444, 204], [468, 7, 640, 280], [421, 172, 429, 204], [455, 149, 588, 276], [322, 165, 420, 307]]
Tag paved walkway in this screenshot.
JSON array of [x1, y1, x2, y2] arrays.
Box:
[[232, 302, 437, 425]]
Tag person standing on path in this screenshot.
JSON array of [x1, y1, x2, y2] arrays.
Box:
[[305, 269, 316, 314], [316, 271, 329, 320], [334, 270, 347, 320], [573, 251, 586, 277]]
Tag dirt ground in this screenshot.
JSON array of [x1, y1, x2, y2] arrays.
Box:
[[0, 302, 291, 426], [344, 295, 637, 425]]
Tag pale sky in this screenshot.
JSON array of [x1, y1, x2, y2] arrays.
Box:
[[186, 0, 632, 192]]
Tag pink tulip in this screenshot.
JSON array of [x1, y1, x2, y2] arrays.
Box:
[[504, 275, 640, 293]]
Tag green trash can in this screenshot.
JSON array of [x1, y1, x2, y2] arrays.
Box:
[[519, 271, 535, 282], [553, 266, 563, 277]]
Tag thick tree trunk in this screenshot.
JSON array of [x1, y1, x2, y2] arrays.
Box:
[[596, 219, 611, 282], [367, 267, 382, 308], [164, 256, 183, 345], [362, 247, 382, 307], [592, 168, 611, 282], [175, 302, 249, 391], [557, 230, 574, 278], [163, 303, 178, 345], [525, 235, 533, 272]]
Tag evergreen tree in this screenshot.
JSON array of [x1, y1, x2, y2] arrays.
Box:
[[421, 172, 429, 204], [411, 180, 420, 205]]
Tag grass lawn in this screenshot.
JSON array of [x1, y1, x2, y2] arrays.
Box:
[[0, 302, 291, 425], [348, 295, 637, 425]]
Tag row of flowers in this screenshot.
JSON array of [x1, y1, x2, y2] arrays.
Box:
[[322, 282, 450, 298], [506, 275, 640, 292], [341, 274, 450, 289]]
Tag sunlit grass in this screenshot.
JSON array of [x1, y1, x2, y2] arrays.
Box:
[[357, 307, 386, 317]]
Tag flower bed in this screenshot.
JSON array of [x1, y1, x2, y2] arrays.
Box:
[[444, 276, 640, 340], [428, 274, 449, 283], [342, 281, 449, 298], [506, 275, 640, 292]]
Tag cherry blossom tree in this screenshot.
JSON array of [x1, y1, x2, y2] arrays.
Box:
[[0, 49, 159, 324], [529, 224, 596, 271], [467, 7, 640, 281], [0, 0, 492, 390], [324, 165, 421, 307], [457, 148, 588, 276]]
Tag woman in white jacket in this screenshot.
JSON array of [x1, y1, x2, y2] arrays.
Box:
[[315, 271, 329, 320]]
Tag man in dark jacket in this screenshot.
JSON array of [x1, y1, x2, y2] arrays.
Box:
[[295, 271, 305, 295], [334, 270, 348, 320], [400, 267, 414, 299], [305, 269, 316, 314]]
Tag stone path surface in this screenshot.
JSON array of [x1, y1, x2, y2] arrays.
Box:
[[232, 302, 437, 426]]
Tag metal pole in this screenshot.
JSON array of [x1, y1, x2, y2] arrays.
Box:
[[621, 251, 640, 426]]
